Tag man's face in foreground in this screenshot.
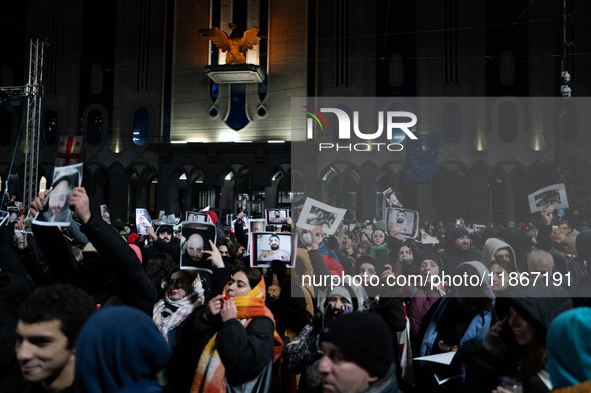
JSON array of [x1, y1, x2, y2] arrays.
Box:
[[16, 319, 75, 386], [159, 229, 172, 243], [318, 341, 378, 393]]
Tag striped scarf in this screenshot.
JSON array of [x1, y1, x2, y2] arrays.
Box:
[[153, 275, 205, 342], [190, 279, 283, 393]]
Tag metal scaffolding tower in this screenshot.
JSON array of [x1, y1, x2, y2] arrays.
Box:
[[0, 39, 44, 207]]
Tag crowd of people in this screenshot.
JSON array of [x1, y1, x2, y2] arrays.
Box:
[[1, 186, 591, 393]]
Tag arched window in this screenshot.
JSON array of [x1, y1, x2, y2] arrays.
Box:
[[344, 173, 359, 221], [87, 109, 103, 146], [321, 167, 339, 205], [191, 174, 217, 209], [563, 100, 578, 143], [132, 108, 149, 146], [0, 110, 13, 146], [277, 173, 291, 209], [498, 102, 518, 143], [442, 102, 462, 143], [387, 103, 409, 143], [376, 171, 394, 219], [489, 169, 506, 224], [333, 104, 352, 143], [147, 175, 157, 212], [39, 176, 48, 192], [44, 110, 58, 146]]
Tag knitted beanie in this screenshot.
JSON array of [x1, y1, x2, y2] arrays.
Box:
[[320, 312, 393, 379], [451, 227, 470, 243], [327, 286, 353, 306]]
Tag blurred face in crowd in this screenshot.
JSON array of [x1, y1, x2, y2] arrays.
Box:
[[372, 231, 385, 246], [49, 180, 69, 216], [359, 232, 370, 243], [508, 307, 535, 346], [226, 271, 252, 298], [187, 234, 204, 263], [494, 248, 511, 263], [159, 229, 172, 243], [327, 295, 351, 320], [454, 235, 471, 251], [528, 257, 553, 275], [419, 259, 439, 284], [16, 319, 75, 389], [342, 234, 352, 246], [168, 271, 190, 301], [219, 245, 231, 258], [359, 263, 377, 286], [490, 263, 509, 292], [558, 223, 569, 235], [399, 246, 412, 262], [319, 341, 377, 393]]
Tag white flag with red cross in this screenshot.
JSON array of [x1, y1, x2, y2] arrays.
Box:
[[55, 136, 83, 167]]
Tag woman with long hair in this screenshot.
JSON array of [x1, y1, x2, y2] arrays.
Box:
[[191, 267, 283, 393]]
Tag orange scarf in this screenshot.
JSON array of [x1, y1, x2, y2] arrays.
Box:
[[190, 279, 283, 393]]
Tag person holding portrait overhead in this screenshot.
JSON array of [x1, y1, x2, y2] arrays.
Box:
[[258, 235, 290, 262], [36, 174, 77, 224]]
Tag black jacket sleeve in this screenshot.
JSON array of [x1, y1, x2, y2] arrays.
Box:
[[234, 221, 249, 249], [32, 225, 79, 284], [218, 317, 275, 382], [80, 214, 157, 314], [153, 238, 181, 262]]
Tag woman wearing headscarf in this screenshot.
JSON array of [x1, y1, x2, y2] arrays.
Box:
[[73, 306, 172, 393], [461, 284, 573, 393], [190, 267, 283, 393], [152, 265, 206, 392]]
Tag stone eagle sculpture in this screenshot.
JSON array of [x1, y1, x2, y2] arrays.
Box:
[[199, 23, 261, 64]]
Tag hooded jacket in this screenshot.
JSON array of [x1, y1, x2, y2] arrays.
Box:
[[73, 306, 172, 393], [480, 238, 517, 270], [547, 308, 591, 391]]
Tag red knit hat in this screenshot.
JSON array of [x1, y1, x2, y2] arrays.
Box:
[[203, 211, 218, 225], [128, 233, 140, 245]]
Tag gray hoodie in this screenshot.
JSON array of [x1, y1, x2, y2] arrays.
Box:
[[480, 238, 517, 270]]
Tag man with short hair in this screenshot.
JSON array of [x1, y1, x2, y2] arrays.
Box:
[[258, 234, 290, 261], [526, 249, 555, 275], [318, 312, 397, 393], [186, 233, 204, 264], [15, 284, 95, 393], [388, 211, 412, 235], [439, 227, 482, 273]]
